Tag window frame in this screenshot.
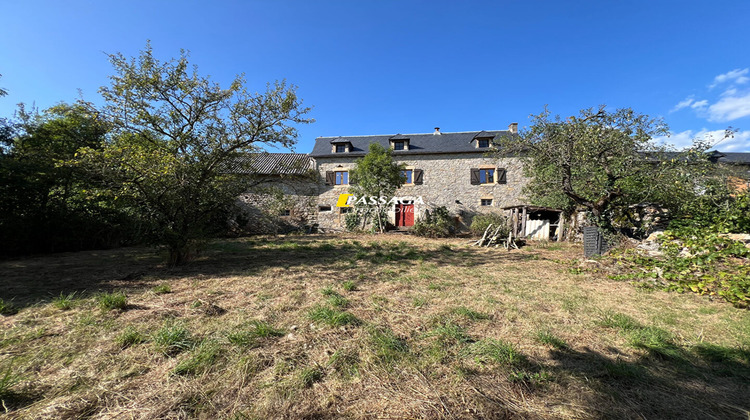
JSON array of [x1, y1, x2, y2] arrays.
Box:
[[334, 170, 349, 185], [401, 169, 413, 185], [335, 144, 347, 153], [480, 198, 493, 207], [477, 138, 491, 148], [479, 168, 495, 184]]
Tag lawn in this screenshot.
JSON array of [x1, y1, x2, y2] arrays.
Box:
[[1, 235, 748, 419]]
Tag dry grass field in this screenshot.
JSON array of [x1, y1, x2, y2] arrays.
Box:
[[1, 235, 749, 419]]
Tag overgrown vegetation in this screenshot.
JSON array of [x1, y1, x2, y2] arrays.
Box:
[[96, 291, 128, 311], [469, 212, 509, 237], [604, 191, 750, 307], [412, 206, 456, 238]]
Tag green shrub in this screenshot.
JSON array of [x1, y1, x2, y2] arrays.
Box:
[[470, 213, 509, 237], [427, 321, 472, 345], [412, 206, 456, 238], [153, 322, 194, 356], [173, 340, 222, 376], [227, 320, 285, 347], [152, 283, 172, 295], [116, 326, 147, 348], [464, 338, 525, 366], [328, 349, 360, 379], [97, 291, 128, 311], [535, 330, 568, 350], [298, 365, 324, 387], [452, 306, 492, 321], [0, 362, 21, 401], [344, 211, 362, 232], [0, 299, 18, 316], [341, 281, 357, 291], [308, 305, 361, 327], [368, 327, 409, 365], [52, 292, 78, 310]]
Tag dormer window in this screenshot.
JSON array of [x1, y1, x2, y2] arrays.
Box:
[[330, 137, 352, 153], [472, 131, 495, 149], [389, 134, 410, 151]]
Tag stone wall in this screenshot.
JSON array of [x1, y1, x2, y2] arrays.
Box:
[[314, 153, 529, 230], [235, 176, 320, 234]]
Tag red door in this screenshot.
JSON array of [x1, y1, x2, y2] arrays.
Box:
[[396, 204, 414, 227]]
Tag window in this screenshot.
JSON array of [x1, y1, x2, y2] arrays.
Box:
[[335, 171, 348, 185], [479, 168, 495, 184], [393, 141, 405, 150], [478, 138, 490, 148], [481, 198, 493, 206], [279, 209, 291, 216], [335, 144, 347, 153], [340, 207, 352, 214], [318, 205, 332, 212], [401, 169, 413, 184]]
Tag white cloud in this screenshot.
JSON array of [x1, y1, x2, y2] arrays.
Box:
[[671, 96, 695, 112], [707, 91, 750, 122], [709, 68, 749, 89], [671, 69, 750, 122], [654, 129, 750, 152]]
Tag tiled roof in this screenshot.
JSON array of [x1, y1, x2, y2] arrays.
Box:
[[230, 153, 313, 175], [311, 130, 515, 157]]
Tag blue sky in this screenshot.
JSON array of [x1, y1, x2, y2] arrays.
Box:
[[1, 0, 749, 152]]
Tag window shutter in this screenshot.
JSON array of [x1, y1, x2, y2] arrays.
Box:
[[497, 168, 507, 184], [470, 168, 480, 185], [325, 171, 334, 185], [414, 169, 424, 185]]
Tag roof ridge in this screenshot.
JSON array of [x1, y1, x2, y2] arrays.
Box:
[[317, 130, 509, 139]]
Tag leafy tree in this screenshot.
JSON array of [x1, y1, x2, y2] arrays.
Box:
[[0, 74, 7, 97], [0, 102, 135, 254], [80, 44, 312, 265], [348, 143, 405, 233], [495, 106, 716, 234]]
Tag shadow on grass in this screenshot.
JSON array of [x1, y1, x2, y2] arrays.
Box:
[[0, 235, 537, 309], [542, 341, 750, 419]]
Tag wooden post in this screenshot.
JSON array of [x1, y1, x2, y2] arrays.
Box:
[[557, 213, 564, 242], [511, 208, 517, 237], [520, 207, 527, 238]]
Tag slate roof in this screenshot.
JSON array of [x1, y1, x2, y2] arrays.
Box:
[[310, 130, 514, 157], [230, 153, 313, 175], [656, 151, 750, 165], [715, 152, 750, 164]]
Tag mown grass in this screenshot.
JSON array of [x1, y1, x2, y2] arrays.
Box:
[[0, 235, 748, 419]]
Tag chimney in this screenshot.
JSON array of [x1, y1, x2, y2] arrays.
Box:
[[508, 122, 518, 134], [433, 127, 441, 135]]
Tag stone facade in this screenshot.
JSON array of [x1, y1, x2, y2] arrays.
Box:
[[235, 177, 319, 234], [314, 154, 528, 230]]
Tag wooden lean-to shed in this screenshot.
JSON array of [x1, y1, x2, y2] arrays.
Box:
[[503, 205, 565, 241]]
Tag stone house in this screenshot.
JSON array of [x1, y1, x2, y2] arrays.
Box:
[[237, 129, 750, 233], [308, 125, 527, 230]]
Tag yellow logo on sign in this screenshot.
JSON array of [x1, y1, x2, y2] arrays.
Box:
[[336, 194, 353, 207]]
